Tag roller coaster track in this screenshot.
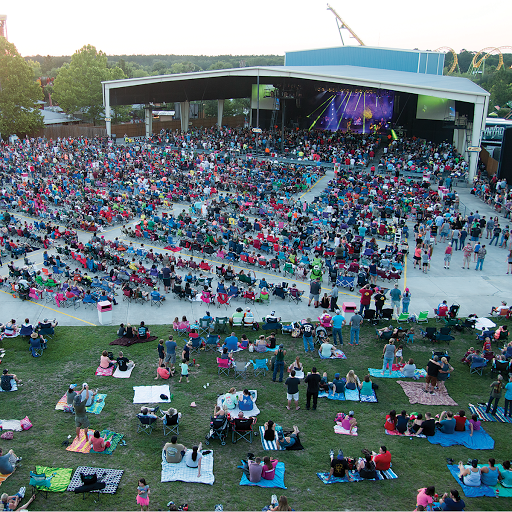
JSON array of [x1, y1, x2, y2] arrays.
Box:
[[434, 47, 459, 75], [469, 47, 512, 74]]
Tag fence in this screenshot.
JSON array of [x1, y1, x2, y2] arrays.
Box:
[[30, 115, 246, 140]]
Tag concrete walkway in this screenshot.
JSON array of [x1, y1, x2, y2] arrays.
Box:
[[1, 178, 508, 327]]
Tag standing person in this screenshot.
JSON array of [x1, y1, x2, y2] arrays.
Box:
[[459, 226, 467, 249], [425, 356, 441, 394], [389, 284, 401, 316], [157, 339, 165, 367], [349, 311, 363, 346], [462, 242, 472, 269], [165, 335, 177, 372], [358, 284, 374, 315], [136, 478, 150, 512], [374, 288, 386, 317], [305, 367, 321, 411], [308, 278, 321, 308], [444, 244, 453, 269], [413, 245, 422, 269], [490, 224, 502, 246], [330, 309, 345, 346], [329, 283, 339, 312], [476, 244, 487, 271], [273, 344, 286, 383], [382, 339, 396, 376], [486, 374, 504, 415], [451, 227, 460, 250], [504, 375, 512, 418], [421, 249, 429, 273], [508, 250, 512, 274], [73, 387, 90, 439], [301, 318, 314, 353], [161, 263, 171, 293], [486, 217, 495, 239], [473, 241, 481, 263], [285, 369, 300, 410], [402, 288, 412, 314]]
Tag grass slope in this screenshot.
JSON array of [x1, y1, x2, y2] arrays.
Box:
[[0, 320, 509, 511]]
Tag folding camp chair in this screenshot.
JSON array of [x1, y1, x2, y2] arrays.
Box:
[[233, 361, 251, 379], [30, 470, 57, 499], [216, 293, 231, 309], [217, 357, 231, 376], [470, 357, 487, 376], [214, 317, 228, 334], [161, 412, 180, 436], [252, 358, 269, 377], [231, 417, 256, 444], [396, 312, 409, 322], [198, 318, 213, 337], [189, 335, 202, 354], [381, 308, 393, 321], [205, 334, 220, 352], [417, 311, 429, 323], [137, 413, 158, 435]]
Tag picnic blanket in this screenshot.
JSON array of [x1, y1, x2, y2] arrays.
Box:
[[334, 425, 358, 436], [428, 425, 494, 450], [258, 426, 304, 451], [109, 335, 157, 346], [34, 466, 73, 492], [95, 366, 114, 376], [446, 464, 495, 497], [397, 381, 458, 406], [0, 471, 13, 487], [66, 430, 92, 453], [67, 466, 123, 494], [113, 365, 135, 378], [318, 349, 347, 359], [90, 430, 124, 455], [0, 419, 22, 431], [385, 429, 426, 438], [0, 380, 17, 392], [368, 368, 427, 379], [217, 390, 260, 417], [468, 403, 512, 423], [316, 468, 398, 484], [86, 394, 107, 414], [133, 385, 171, 403], [319, 388, 358, 401], [239, 461, 286, 489], [161, 449, 214, 485], [218, 346, 244, 354]]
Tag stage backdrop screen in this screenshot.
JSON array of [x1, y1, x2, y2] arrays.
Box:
[[251, 84, 278, 110], [307, 89, 394, 133], [416, 95, 455, 121]]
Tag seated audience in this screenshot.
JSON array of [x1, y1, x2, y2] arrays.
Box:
[[90, 430, 111, 452], [458, 459, 481, 486], [480, 458, 501, 486], [439, 489, 465, 511], [436, 411, 456, 434], [164, 435, 186, 463], [371, 446, 391, 470], [396, 410, 409, 434], [116, 351, 134, 372]]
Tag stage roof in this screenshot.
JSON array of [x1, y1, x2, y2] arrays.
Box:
[[103, 65, 489, 107]]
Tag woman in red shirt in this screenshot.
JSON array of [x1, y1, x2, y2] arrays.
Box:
[[384, 410, 398, 431]]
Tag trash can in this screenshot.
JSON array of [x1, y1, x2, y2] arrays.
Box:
[[97, 300, 112, 325], [342, 302, 357, 325]]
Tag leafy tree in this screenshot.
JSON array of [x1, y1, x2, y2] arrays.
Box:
[[26, 59, 42, 79], [0, 37, 44, 138], [53, 44, 126, 124], [208, 61, 233, 70]]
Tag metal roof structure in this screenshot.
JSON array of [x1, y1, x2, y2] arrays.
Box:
[[102, 64, 489, 107]]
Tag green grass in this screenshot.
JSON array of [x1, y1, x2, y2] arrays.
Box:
[[0, 320, 509, 510]]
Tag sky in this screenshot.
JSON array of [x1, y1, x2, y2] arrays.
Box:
[[4, 0, 512, 57]]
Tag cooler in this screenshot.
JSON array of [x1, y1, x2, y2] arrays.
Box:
[[342, 302, 357, 325], [97, 300, 112, 325]]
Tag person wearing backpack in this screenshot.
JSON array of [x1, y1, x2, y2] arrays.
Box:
[[486, 374, 504, 415]]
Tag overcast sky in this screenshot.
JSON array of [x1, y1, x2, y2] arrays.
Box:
[[5, 0, 512, 57]]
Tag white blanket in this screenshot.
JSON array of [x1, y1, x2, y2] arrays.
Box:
[[216, 390, 260, 417], [0, 419, 22, 431], [133, 385, 171, 403], [161, 449, 214, 485], [0, 380, 17, 392], [114, 364, 135, 379]]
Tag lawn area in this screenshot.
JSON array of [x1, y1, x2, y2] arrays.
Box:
[[0, 319, 509, 511]]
